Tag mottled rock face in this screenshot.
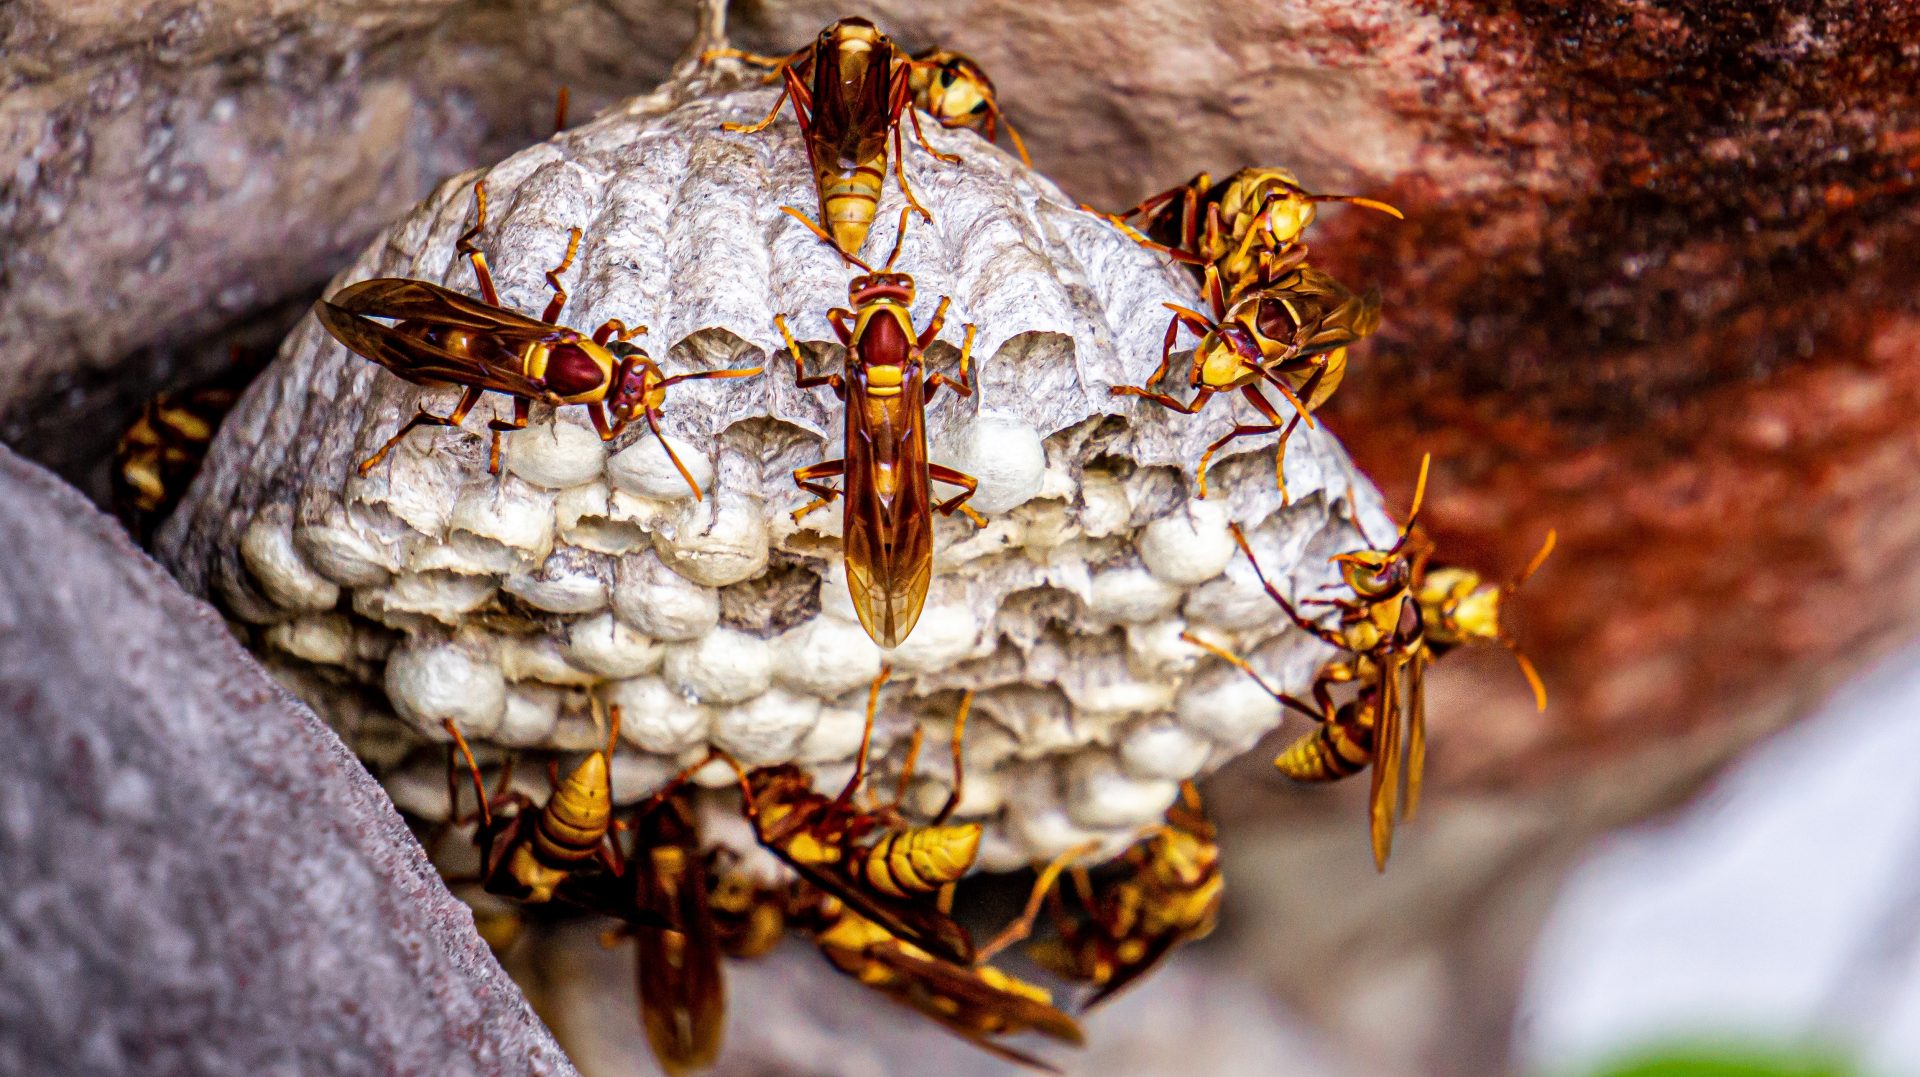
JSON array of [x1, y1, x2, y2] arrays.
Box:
[[159, 69, 1392, 870]]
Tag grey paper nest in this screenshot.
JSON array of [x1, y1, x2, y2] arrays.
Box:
[[159, 68, 1394, 871]]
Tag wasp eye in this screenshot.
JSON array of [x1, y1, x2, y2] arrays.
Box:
[[940, 68, 957, 87], [970, 99, 989, 113]]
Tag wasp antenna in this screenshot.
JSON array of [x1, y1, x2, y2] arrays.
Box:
[[1504, 640, 1549, 712], [880, 205, 915, 272], [1309, 193, 1405, 220], [1517, 528, 1558, 588], [1387, 453, 1433, 557]]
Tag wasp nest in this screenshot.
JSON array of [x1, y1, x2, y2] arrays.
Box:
[[158, 68, 1393, 872]]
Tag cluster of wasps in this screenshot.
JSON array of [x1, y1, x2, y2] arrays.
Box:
[[111, 14, 1558, 1069]]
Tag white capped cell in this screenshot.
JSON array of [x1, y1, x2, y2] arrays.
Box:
[[934, 411, 1047, 514], [885, 601, 982, 672], [564, 613, 664, 678], [772, 615, 884, 698], [1137, 498, 1235, 585], [609, 431, 715, 501], [504, 420, 607, 489], [794, 703, 870, 765], [265, 614, 354, 666], [1176, 662, 1286, 746], [503, 547, 609, 614], [1118, 718, 1214, 782], [1085, 565, 1183, 624], [295, 522, 395, 587], [1065, 751, 1180, 830], [663, 628, 774, 703], [495, 683, 563, 746], [240, 506, 340, 612], [612, 550, 720, 641], [385, 641, 506, 737], [606, 676, 711, 754], [711, 687, 822, 766], [655, 491, 770, 587]]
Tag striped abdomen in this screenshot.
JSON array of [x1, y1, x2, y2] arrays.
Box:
[[858, 823, 981, 898], [1273, 704, 1375, 782], [815, 150, 887, 254], [533, 751, 612, 863]]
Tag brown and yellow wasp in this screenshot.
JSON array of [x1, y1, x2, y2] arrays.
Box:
[[315, 180, 761, 493], [709, 18, 956, 256], [630, 787, 727, 1075], [907, 47, 1030, 166], [802, 898, 1084, 1071], [977, 787, 1221, 1011], [1199, 455, 1435, 869], [1099, 166, 1401, 299], [112, 346, 265, 542], [1112, 262, 1381, 500], [775, 210, 983, 648]]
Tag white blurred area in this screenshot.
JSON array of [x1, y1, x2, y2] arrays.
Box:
[[1516, 646, 1920, 1075]]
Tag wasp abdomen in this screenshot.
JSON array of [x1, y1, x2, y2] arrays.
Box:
[[1273, 722, 1372, 782], [533, 751, 612, 863], [861, 823, 981, 897], [818, 154, 886, 253]]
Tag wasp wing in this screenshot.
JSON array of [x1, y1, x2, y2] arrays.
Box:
[[773, 848, 975, 966], [1081, 934, 1182, 1012], [329, 278, 564, 340], [313, 297, 553, 399], [841, 354, 935, 649], [1369, 653, 1404, 871], [634, 793, 726, 1074], [858, 940, 1085, 1055]]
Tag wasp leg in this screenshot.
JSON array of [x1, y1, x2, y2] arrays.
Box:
[[456, 181, 501, 307], [929, 463, 986, 527], [891, 122, 935, 225], [592, 319, 646, 345], [901, 77, 962, 165], [974, 841, 1102, 964], [1111, 384, 1217, 416], [930, 691, 973, 826], [359, 386, 486, 476], [791, 458, 846, 521], [1194, 384, 1305, 501], [485, 397, 532, 475], [777, 313, 847, 394], [835, 665, 893, 805], [922, 323, 974, 401], [541, 227, 583, 323], [1227, 522, 1347, 651]]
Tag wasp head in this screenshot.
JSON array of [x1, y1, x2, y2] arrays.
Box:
[[606, 341, 659, 421], [911, 49, 995, 129], [850, 271, 915, 307], [1335, 549, 1411, 599]]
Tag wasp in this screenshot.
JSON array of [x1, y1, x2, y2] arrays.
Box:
[[1200, 455, 1434, 869], [714, 670, 981, 964], [113, 378, 243, 544], [443, 705, 663, 925], [315, 180, 761, 493], [1112, 262, 1381, 500], [630, 786, 726, 1076], [1412, 529, 1558, 710], [1098, 166, 1401, 299], [977, 787, 1221, 1011], [774, 209, 983, 648], [708, 18, 956, 256], [706, 866, 793, 961], [906, 47, 1030, 166], [797, 897, 1084, 1071]]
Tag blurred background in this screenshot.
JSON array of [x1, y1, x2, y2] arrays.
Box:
[[4, 0, 1918, 1073]]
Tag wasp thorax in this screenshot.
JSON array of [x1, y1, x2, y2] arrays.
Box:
[[850, 274, 913, 306]]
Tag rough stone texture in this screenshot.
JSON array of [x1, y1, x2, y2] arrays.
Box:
[[0, 444, 575, 1076], [157, 64, 1392, 872]]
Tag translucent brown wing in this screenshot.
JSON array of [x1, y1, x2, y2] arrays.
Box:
[[313, 297, 551, 399], [329, 278, 564, 340], [863, 941, 1085, 1050], [1369, 654, 1404, 871], [1270, 268, 1383, 361], [841, 371, 935, 649], [772, 846, 975, 966], [635, 793, 726, 1073], [1081, 934, 1181, 1012]]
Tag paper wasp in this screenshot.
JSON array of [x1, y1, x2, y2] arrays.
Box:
[[1098, 166, 1401, 299], [708, 18, 956, 256], [705, 670, 980, 964], [1111, 262, 1381, 500], [1191, 455, 1434, 869], [630, 786, 726, 1075], [907, 47, 1031, 166], [315, 180, 761, 494], [112, 346, 264, 542], [973, 786, 1221, 1012], [774, 209, 983, 648], [1412, 529, 1558, 710], [443, 706, 665, 924], [803, 898, 1084, 1071]]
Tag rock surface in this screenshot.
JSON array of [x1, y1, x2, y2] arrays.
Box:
[[0, 444, 573, 1076]]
